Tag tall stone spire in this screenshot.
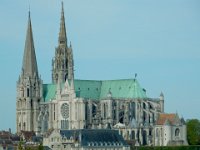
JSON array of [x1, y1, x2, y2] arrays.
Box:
[[22, 11, 38, 77], [16, 11, 42, 133], [52, 2, 74, 84], [58, 1, 67, 45]]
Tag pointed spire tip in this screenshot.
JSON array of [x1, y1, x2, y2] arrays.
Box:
[[61, 1, 64, 12], [28, 5, 31, 19], [58, 0, 67, 45], [62, 1, 64, 7]]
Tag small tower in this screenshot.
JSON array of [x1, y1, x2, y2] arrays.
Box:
[[52, 2, 74, 84], [159, 92, 164, 113], [16, 11, 43, 133]]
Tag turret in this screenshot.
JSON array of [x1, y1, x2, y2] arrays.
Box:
[[159, 92, 164, 113], [52, 2, 74, 84]]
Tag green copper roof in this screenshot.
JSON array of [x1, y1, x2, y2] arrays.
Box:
[[43, 84, 57, 101], [43, 79, 147, 102], [74, 80, 102, 100], [100, 79, 146, 99]]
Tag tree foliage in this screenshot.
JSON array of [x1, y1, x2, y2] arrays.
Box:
[[18, 140, 23, 150], [38, 142, 44, 150], [186, 119, 200, 145]]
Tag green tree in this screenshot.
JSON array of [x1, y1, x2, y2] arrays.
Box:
[[18, 140, 23, 150], [26, 147, 32, 150], [186, 119, 200, 145], [38, 142, 44, 150]]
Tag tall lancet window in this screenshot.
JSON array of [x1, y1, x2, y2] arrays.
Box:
[[23, 122, 26, 130], [27, 88, 30, 97], [175, 128, 180, 136]]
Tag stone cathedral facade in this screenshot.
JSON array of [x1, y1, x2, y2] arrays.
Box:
[[16, 3, 188, 146]]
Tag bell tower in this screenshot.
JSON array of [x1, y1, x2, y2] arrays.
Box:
[[52, 2, 74, 84], [16, 11, 43, 133]]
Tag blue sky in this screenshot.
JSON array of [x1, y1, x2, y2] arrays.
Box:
[[0, 0, 200, 132]]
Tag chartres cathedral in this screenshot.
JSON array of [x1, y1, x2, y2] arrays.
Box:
[[16, 3, 188, 146]]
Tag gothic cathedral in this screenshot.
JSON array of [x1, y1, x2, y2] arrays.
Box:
[[16, 3, 188, 146]]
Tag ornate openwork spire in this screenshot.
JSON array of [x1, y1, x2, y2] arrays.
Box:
[[52, 2, 74, 83]]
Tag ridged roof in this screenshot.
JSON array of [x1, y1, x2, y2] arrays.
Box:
[[156, 113, 180, 125], [43, 79, 147, 101], [60, 129, 128, 147]]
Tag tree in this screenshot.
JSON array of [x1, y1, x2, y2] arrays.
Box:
[[38, 142, 44, 150], [186, 119, 200, 145], [18, 140, 23, 150], [26, 147, 32, 150]]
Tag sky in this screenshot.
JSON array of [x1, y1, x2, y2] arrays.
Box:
[[0, 0, 200, 132]]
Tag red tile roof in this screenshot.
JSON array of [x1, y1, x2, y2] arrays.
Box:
[[156, 113, 178, 125]]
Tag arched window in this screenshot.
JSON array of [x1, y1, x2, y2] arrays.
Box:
[[27, 88, 30, 97], [127, 131, 129, 139], [31, 99, 33, 108], [131, 130, 135, 140], [149, 129, 152, 136], [156, 128, 159, 137], [119, 111, 124, 123], [65, 74, 68, 81], [143, 103, 146, 109], [175, 128, 180, 136], [103, 103, 106, 118], [92, 104, 97, 117], [143, 130, 147, 145], [23, 122, 26, 130]]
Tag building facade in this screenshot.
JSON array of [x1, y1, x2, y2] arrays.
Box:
[[16, 3, 187, 147], [43, 129, 130, 150], [154, 113, 188, 146]]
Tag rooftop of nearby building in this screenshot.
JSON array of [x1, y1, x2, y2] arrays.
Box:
[[43, 79, 147, 101], [156, 113, 183, 125], [59, 129, 129, 147], [20, 131, 36, 140]]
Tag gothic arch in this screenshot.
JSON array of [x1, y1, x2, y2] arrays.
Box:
[[156, 128, 159, 137], [175, 128, 180, 136], [131, 130, 135, 140], [23, 122, 26, 130], [27, 88, 30, 97], [65, 73, 68, 81], [92, 103, 97, 117], [143, 130, 147, 145], [119, 111, 124, 123]]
